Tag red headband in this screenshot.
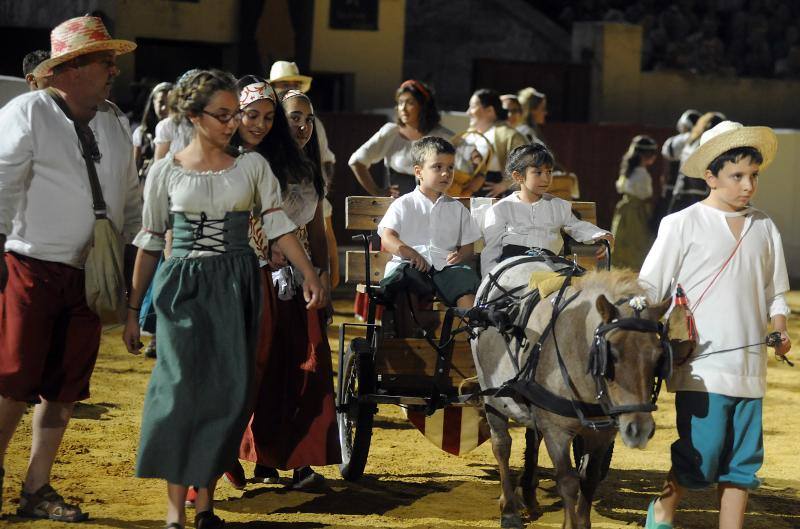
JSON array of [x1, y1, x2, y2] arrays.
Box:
[[400, 79, 430, 101]]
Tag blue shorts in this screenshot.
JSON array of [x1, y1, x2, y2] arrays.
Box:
[[672, 391, 763, 490]]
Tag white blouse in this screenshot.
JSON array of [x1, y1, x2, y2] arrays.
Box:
[[154, 117, 194, 154], [283, 180, 320, 227], [616, 166, 653, 200], [639, 202, 790, 398], [349, 122, 453, 175], [481, 193, 608, 275], [133, 152, 296, 256]]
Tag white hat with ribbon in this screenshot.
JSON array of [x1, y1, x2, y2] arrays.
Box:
[[682, 121, 777, 179]]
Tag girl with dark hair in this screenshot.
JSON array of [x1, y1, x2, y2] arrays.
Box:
[[349, 79, 452, 197], [461, 88, 527, 197], [611, 135, 659, 270], [238, 89, 339, 490], [123, 69, 325, 529], [133, 82, 172, 181]]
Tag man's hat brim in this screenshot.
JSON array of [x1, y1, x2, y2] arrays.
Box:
[[267, 74, 312, 93], [33, 39, 136, 78]]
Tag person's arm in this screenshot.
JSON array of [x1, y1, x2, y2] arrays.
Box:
[[350, 161, 387, 196], [639, 215, 682, 301], [153, 142, 170, 161], [274, 233, 326, 308], [307, 200, 330, 291], [380, 227, 429, 272], [447, 242, 474, 265], [0, 234, 6, 292], [480, 204, 504, 275], [766, 221, 791, 357], [122, 147, 143, 243], [770, 314, 791, 357], [122, 248, 160, 354]]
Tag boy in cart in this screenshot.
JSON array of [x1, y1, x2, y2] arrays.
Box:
[[639, 121, 792, 529], [377, 136, 481, 334]]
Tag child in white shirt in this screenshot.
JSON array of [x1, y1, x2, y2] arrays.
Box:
[[481, 143, 612, 276], [640, 121, 792, 529]]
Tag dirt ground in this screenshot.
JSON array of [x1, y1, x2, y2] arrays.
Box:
[[2, 298, 800, 529]]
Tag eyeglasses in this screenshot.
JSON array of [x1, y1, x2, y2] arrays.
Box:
[[202, 109, 243, 124]]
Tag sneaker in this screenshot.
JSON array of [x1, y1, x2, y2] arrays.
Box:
[[195, 510, 225, 529], [253, 464, 279, 484], [185, 486, 197, 507], [290, 466, 325, 490], [223, 462, 246, 490]]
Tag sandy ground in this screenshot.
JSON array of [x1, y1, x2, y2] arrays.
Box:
[[2, 298, 800, 529]]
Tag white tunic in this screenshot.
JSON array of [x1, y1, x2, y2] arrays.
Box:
[[0, 90, 140, 267], [481, 193, 608, 274], [616, 166, 653, 200], [377, 188, 481, 276], [133, 152, 296, 257], [639, 202, 790, 398], [154, 117, 194, 154], [349, 122, 453, 175]]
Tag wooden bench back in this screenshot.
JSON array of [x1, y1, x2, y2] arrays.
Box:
[[344, 196, 599, 284]]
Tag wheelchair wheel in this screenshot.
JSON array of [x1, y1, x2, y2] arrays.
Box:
[[337, 337, 376, 481]]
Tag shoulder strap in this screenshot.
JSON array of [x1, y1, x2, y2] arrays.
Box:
[[47, 88, 107, 219]]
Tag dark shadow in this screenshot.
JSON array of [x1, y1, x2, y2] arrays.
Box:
[[226, 523, 327, 528], [371, 416, 415, 430], [73, 401, 117, 420], [45, 517, 165, 529]]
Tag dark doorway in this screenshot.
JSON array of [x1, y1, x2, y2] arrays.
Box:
[[134, 37, 228, 83], [0, 27, 51, 78]]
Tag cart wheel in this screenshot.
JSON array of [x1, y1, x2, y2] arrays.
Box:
[[337, 337, 376, 481]]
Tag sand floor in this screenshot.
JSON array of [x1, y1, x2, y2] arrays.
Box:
[[2, 299, 799, 529]]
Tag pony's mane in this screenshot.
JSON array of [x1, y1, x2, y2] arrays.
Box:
[[573, 269, 645, 300]]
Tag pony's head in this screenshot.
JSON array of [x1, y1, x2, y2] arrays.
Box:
[[578, 270, 671, 449]]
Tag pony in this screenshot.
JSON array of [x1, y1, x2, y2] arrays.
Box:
[[470, 257, 674, 529]]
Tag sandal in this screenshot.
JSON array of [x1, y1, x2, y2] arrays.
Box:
[[17, 483, 89, 522]]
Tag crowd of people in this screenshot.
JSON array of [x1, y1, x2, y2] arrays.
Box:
[[0, 14, 793, 529], [542, 0, 800, 78]]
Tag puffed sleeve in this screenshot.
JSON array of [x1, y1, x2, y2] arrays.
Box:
[[481, 202, 505, 276], [765, 219, 791, 317], [639, 214, 683, 302], [132, 158, 171, 251], [0, 98, 33, 237], [249, 154, 296, 240], [560, 199, 609, 243], [376, 197, 403, 237], [153, 118, 174, 145], [348, 123, 396, 168]]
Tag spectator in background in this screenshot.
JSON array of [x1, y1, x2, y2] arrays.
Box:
[[22, 50, 50, 91], [669, 111, 726, 214], [517, 87, 547, 144], [500, 94, 537, 144], [153, 69, 198, 161], [133, 82, 172, 182]]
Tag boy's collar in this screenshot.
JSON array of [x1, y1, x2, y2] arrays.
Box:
[[415, 186, 445, 203]]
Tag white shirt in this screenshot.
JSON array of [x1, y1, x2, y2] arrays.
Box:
[[349, 122, 453, 175], [133, 152, 296, 257], [481, 193, 608, 275], [661, 131, 690, 161], [315, 117, 335, 165], [154, 117, 194, 154], [616, 166, 653, 200], [639, 202, 790, 398], [377, 188, 481, 276], [0, 90, 141, 267]]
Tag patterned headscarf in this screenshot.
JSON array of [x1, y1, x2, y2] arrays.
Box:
[[239, 81, 277, 110]]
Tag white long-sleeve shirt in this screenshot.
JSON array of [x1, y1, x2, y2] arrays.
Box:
[[349, 122, 453, 175], [639, 202, 790, 398], [481, 193, 608, 275], [0, 90, 141, 268], [616, 166, 653, 200]]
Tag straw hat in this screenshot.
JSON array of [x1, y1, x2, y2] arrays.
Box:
[[267, 61, 312, 93], [33, 16, 136, 78], [682, 121, 777, 179]]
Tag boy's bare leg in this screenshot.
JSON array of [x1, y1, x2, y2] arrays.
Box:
[[718, 483, 748, 529], [195, 478, 218, 513], [653, 469, 685, 524], [0, 396, 27, 468], [24, 399, 74, 493], [166, 482, 187, 526], [456, 294, 475, 309]]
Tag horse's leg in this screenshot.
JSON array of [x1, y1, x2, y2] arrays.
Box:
[[575, 432, 615, 529], [542, 425, 580, 529], [519, 426, 542, 518], [485, 404, 522, 529]]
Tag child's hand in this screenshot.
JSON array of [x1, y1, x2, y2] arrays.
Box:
[[387, 184, 401, 198], [772, 330, 792, 358], [593, 233, 614, 259], [399, 246, 430, 272], [446, 250, 464, 265], [482, 180, 511, 198]]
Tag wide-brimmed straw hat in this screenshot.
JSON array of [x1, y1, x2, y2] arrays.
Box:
[[682, 121, 777, 179], [267, 61, 312, 93], [33, 16, 136, 78]]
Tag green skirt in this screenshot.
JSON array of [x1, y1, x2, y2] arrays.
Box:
[[611, 195, 653, 271], [135, 250, 261, 486]]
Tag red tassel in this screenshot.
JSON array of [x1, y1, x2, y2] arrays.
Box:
[[674, 284, 698, 341]]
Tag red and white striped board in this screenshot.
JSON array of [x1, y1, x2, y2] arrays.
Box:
[[406, 406, 491, 456]]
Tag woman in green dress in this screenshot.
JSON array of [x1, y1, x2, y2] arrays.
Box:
[[122, 69, 325, 529]]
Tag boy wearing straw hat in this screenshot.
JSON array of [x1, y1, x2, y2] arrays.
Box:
[[0, 16, 138, 521], [639, 121, 792, 529]]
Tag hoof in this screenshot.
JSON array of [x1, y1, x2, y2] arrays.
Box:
[[500, 512, 523, 529]]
